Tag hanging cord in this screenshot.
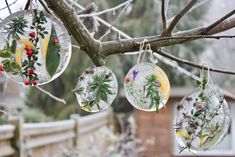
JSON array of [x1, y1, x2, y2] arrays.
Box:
[[137, 40, 159, 65], [147, 44, 158, 64], [5, 0, 12, 14], [137, 39, 147, 64]]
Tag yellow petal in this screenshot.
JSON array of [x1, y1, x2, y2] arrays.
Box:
[[15, 46, 24, 67], [154, 66, 171, 100], [18, 38, 36, 50], [184, 131, 190, 138], [41, 35, 50, 59], [200, 135, 204, 146], [176, 130, 183, 137]]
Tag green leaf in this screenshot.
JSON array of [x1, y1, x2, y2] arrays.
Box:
[[46, 24, 61, 77], [11, 40, 17, 54]]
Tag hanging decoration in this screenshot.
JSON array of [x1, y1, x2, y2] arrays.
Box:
[[74, 66, 118, 113], [0, 10, 71, 85], [124, 42, 170, 112], [174, 67, 230, 152]]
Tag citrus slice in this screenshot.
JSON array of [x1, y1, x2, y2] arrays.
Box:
[[154, 66, 171, 100], [18, 38, 36, 50], [15, 46, 24, 67], [41, 35, 50, 59]]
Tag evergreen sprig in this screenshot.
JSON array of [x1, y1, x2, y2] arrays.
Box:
[[82, 72, 113, 111], [145, 74, 161, 112], [6, 16, 28, 40]]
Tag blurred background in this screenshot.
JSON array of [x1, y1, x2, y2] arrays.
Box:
[[0, 0, 235, 157]]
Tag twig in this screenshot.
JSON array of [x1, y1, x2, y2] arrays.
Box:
[[78, 0, 132, 18], [146, 35, 235, 44], [38, 0, 52, 14], [34, 86, 67, 104], [153, 53, 235, 99], [158, 49, 235, 75], [163, 0, 198, 36], [99, 0, 132, 41], [161, 0, 167, 30], [68, 0, 131, 39], [24, 0, 31, 10], [0, 0, 17, 11], [5, 0, 12, 14], [204, 9, 235, 34]]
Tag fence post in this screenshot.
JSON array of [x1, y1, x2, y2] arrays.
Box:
[[8, 116, 24, 157], [70, 114, 80, 147]]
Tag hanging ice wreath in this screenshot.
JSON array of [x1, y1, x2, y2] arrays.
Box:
[[174, 69, 230, 152], [124, 42, 170, 112], [0, 10, 71, 85], [74, 66, 118, 113]]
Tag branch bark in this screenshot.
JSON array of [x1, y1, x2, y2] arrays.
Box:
[[101, 16, 235, 57], [161, 0, 198, 36], [44, 0, 104, 66], [158, 50, 235, 75], [161, 0, 167, 30]]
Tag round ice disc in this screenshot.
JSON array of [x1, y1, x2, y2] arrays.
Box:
[[124, 62, 170, 112], [74, 66, 118, 113], [0, 10, 71, 85]]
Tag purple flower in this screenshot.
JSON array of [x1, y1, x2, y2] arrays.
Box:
[[132, 70, 139, 79]]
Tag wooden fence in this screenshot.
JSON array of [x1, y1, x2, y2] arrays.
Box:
[[0, 109, 113, 157]]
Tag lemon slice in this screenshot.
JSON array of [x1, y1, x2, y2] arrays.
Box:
[[15, 46, 24, 67], [154, 66, 171, 100], [41, 36, 50, 59], [18, 38, 36, 50]]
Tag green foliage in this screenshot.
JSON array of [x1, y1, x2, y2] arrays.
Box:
[[0, 40, 22, 75], [5, 16, 28, 40], [145, 74, 161, 112], [81, 72, 113, 111], [46, 24, 61, 77]]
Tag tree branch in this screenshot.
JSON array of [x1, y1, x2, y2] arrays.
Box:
[[77, 0, 132, 18], [158, 50, 235, 75], [101, 17, 235, 57], [0, 0, 17, 11], [203, 9, 235, 34], [44, 0, 103, 66], [161, 0, 167, 30], [5, 0, 12, 14], [162, 0, 198, 36]]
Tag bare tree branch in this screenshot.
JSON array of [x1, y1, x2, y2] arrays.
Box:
[[77, 0, 132, 18], [146, 35, 235, 44], [38, 0, 52, 15], [0, 0, 17, 11], [158, 49, 235, 75], [34, 86, 66, 104], [101, 16, 235, 57], [5, 0, 12, 14], [44, 0, 103, 65], [204, 9, 235, 34], [161, 0, 167, 30], [162, 0, 198, 36]]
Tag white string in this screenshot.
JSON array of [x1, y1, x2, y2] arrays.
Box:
[[137, 39, 147, 64]]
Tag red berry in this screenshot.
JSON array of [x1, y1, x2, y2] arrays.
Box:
[[125, 77, 131, 84], [24, 80, 30, 85], [196, 103, 204, 110], [28, 69, 34, 75], [0, 65, 4, 72], [24, 45, 31, 51], [29, 32, 36, 38], [26, 50, 33, 57], [32, 80, 38, 86], [53, 39, 59, 44]]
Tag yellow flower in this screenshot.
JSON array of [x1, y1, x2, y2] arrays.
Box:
[[199, 135, 205, 146], [176, 130, 190, 138]]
